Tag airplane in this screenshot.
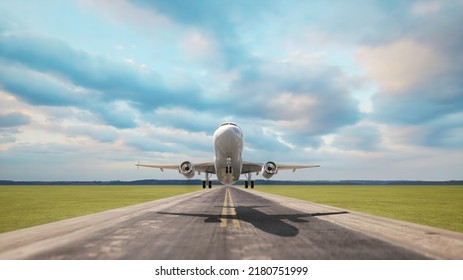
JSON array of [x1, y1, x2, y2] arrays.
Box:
[[136, 122, 319, 188]]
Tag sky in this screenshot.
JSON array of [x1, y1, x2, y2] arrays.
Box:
[[0, 0, 462, 181]]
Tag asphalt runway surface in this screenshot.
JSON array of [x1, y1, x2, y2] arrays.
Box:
[[1, 187, 462, 259]]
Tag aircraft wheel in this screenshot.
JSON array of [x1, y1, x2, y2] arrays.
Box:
[[202, 181, 206, 189], [251, 181, 254, 189], [245, 181, 248, 189], [208, 181, 212, 188]]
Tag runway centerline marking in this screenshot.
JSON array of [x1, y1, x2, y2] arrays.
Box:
[[220, 189, 228, 227], [220, 188, 240, 229]]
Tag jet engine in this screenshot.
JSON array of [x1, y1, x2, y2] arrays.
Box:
[[262, 161, 278, 179], [179, 161, 195, 178]]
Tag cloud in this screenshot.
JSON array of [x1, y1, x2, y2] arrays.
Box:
[[332, 122, 382, 152], [412, 1, 441, 15], [380, 113, 463, 149], [0, 0, 462, 181], [353, 1, 463, 152], [148, 107, 220, 133], [121, 124, 212, 154], [0, 31, 208, 128], [179, 29, 220, 63], [365, 39, 463, 134], [424, 113, 463, 148], [0, 62, 86, 106], [0, 32, 203, 108], [49, 123, 120, 144], [89, 101, 138, 129], [127, 0, 261, 68], [0, 133, 17, 144], [372, 79, 463, 124], [0, 112, 30, 127], [267, 92, 318, 120], [356, 39, 450, 93], [226, 59, 362, 140]]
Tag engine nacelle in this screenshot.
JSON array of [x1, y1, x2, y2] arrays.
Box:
[[179, 161, 195, 178], [262, 161, 278, 179]]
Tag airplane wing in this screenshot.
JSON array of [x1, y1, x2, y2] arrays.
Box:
[[193, 162, 216, 174], [277, 164, 320, 172], [136, 162, 216, 173], [135, 163, 179, 172], [241, 162, 320, 174], [241, 161, 263, 174]]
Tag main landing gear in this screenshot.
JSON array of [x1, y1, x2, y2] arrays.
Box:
[[202, 180, 212, 189], [244, 172, 254, 189], [244, 180, 254, 189], [202, 172, 212, 189]]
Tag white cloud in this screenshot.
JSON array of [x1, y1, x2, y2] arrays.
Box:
[[262, 127, 296, 149], [124, 58, 135, 65], [1, 1, 462, 181], [356, 39, 450, 93], [279, 51, 325, 65], [267, 92, 317, 120], [412, 1, 441, 15], [79, 0, 173, 31], [180, 29, 220, 63]]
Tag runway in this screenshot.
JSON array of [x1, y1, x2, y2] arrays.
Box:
[[0, 187, 462, 259]]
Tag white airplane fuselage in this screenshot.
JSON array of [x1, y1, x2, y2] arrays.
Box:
[[213, 123, 243, 186]]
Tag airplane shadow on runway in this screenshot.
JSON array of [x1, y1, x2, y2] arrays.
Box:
[[157, 206, 348, 237]]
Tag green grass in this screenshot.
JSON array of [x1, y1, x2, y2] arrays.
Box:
[[1, 185, 462, 234], [0, 185, 198, 234], [256, 185, 463, 233]]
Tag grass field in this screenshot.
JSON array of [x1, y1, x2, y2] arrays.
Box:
[[0, 185, 198, 234], [257, 185, 463, 233], [1, 185, 462, 234]]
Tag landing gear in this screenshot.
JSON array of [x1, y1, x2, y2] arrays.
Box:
[[244, 172, 255, 189], [203, 173, 212, 189], [245, 180, 254, 189], [226, 157, 232, 174]]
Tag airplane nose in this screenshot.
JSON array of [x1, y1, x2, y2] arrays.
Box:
[[231, 127, 242, 138], [223, 127, 242, 140], [215, 127, 242, 148]]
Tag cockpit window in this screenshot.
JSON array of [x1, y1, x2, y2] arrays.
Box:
[[220, 122, 238, 127]]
